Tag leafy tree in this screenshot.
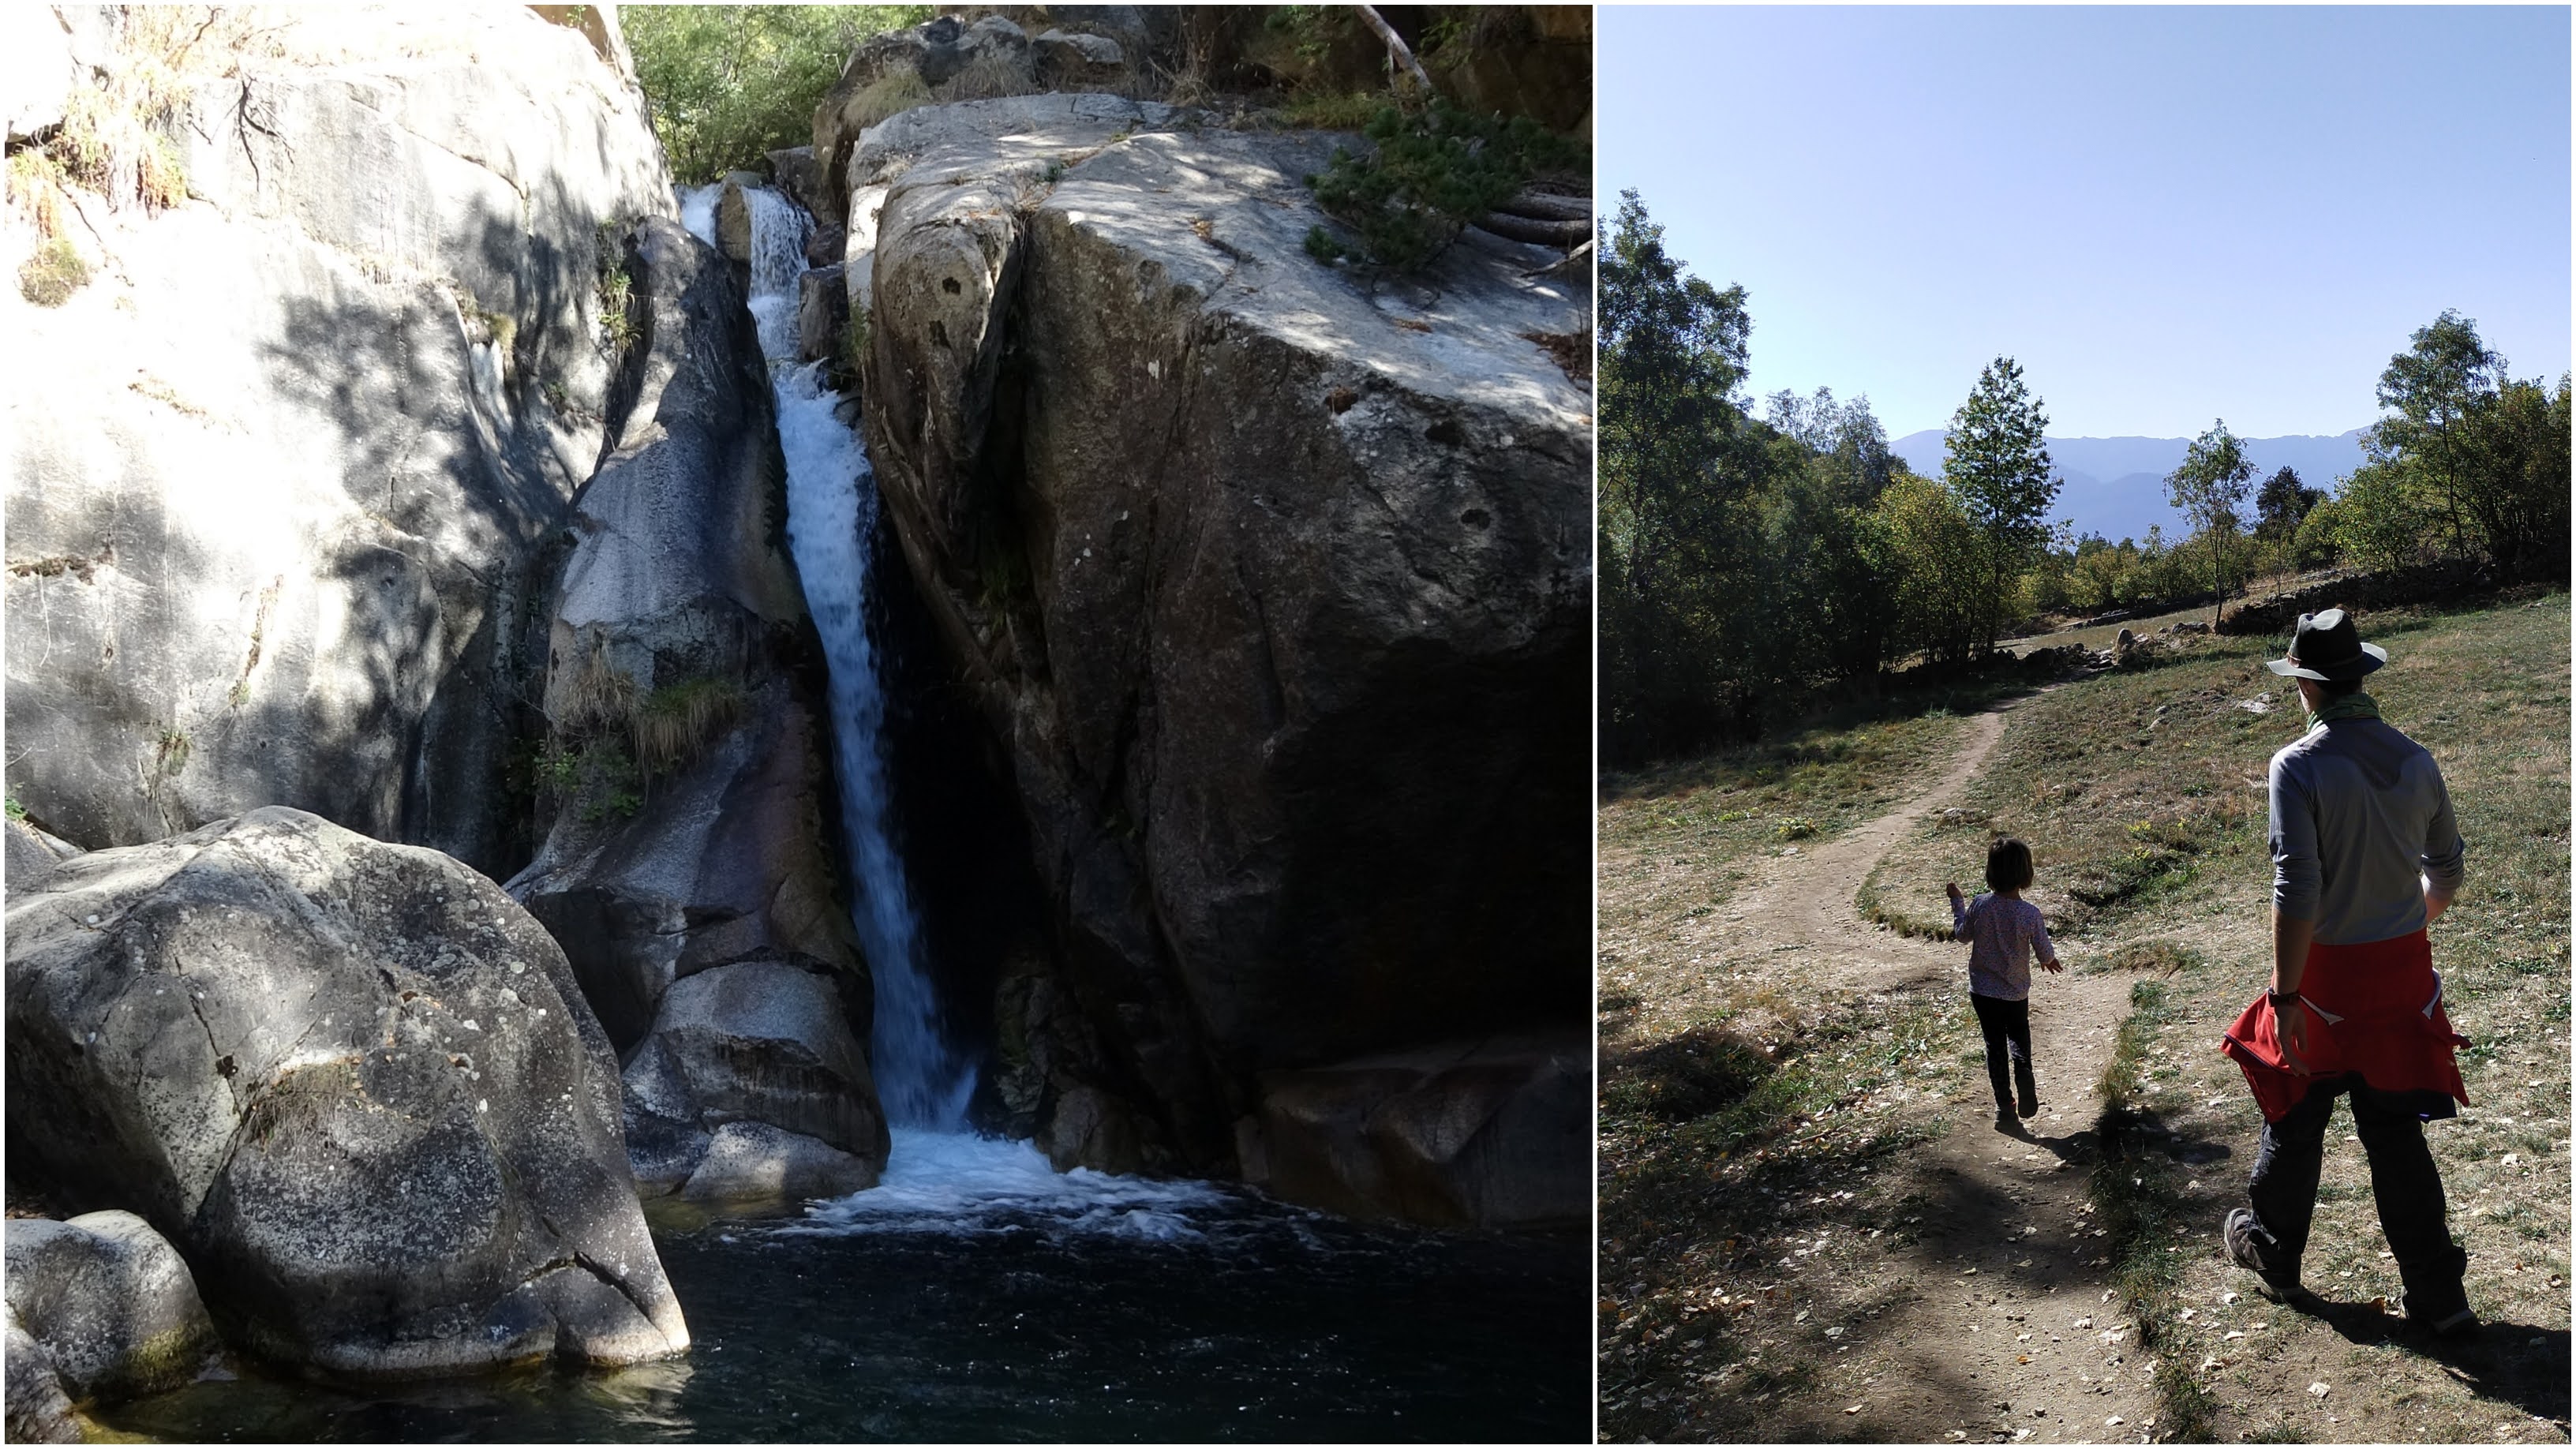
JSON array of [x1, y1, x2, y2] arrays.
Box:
[[2164, 419, 2255, 624], [1941, 358, 2058, 656], [2454, 373, 2573, 582], [1599, 189, 1768, 758], [2372, 309, 2504, 560], [626, 6, 930, 183], [1878, 473, 1984, 667], [2291, 496, 2345, 571], [2254, 466, 2325, 541], [1765, 386, 1896, 507], [2334, 450, 2436, 574]]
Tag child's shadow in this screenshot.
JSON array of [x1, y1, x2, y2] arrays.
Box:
[[1993, 1116, 2102, 1165]]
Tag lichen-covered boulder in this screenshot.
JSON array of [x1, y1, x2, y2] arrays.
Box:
[[4, 807, 688, 1378], [3, 1211, 216, 1401]]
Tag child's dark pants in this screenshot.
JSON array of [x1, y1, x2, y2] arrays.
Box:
[[1968, 991, 2038, 1114]]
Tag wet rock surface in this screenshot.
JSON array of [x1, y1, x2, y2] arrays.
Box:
[[621, 960, 888, 1200], [4, 807, 689, 1378], [2, 1316, 79, 1443], [1251, 1035, 1591, 1227]]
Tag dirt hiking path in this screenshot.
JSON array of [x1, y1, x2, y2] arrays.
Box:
[[1607, 694, 2167, 1443]]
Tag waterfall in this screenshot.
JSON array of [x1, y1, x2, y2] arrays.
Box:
[[688, 182, 976, 1132]]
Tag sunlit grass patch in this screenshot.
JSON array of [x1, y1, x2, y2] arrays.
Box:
[[1597, 707, 1968, 947]]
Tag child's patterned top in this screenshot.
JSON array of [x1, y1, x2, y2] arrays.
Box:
[[1953, 893, 2057, 1002]]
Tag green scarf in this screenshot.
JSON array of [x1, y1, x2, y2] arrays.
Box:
[[2306, 690, 2381, 730]]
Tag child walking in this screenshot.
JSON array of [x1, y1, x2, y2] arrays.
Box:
[[1947, 837, 2063, 1133]]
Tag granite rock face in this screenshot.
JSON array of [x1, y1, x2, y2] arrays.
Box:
[[4, 807, 690, 1377], [845, 97, 1590, 1215], [3, 6, 673, 877], [498, 216, 888, 1190]]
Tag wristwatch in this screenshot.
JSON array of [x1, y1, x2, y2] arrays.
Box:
[[2268, 987, 2301, 1006]]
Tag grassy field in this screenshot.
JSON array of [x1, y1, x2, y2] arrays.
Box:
[[1866, 587, 2570, 1441], [1600, 588, 2569, 1443], [1599, 706, 1970, 1018]]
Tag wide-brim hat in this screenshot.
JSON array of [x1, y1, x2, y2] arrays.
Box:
[[2265, 607, 2387, 681]]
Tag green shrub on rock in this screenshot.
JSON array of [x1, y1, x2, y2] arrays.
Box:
[[1306, 100, 1581, 271]]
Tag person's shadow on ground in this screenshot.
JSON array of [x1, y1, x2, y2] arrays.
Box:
[[2291, 1296, 2571, 1425]]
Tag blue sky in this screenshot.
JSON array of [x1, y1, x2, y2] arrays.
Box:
[[1599, 6, 2573, 440]]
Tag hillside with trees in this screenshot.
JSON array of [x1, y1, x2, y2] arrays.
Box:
[[1601, 188, 2570, 767]]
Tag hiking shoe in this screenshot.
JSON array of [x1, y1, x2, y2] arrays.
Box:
[[2400, 1294, 2479, 1337], [2222, 1208, 2304, 1301]]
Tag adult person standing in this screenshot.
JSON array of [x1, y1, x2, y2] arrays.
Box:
[[2216, 608, 2477, 1335]]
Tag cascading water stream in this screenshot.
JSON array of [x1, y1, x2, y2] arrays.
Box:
[[683, 183, 1237, 1235], [692, 184, 979, 1134]]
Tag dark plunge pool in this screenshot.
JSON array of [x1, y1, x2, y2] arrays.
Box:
[[92, 1133, 1589, 1443]]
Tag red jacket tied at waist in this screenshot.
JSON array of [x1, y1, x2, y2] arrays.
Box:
[[2217, 930, 2469, 1123]]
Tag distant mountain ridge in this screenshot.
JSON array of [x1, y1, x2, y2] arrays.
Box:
[[1889, 429, 2372, 545]]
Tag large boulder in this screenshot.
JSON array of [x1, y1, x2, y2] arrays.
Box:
[[620, 960, 886, 1201], [809, 13, 1040, 226], [4, 818, 80, 904], [849, 99, 1591, 1206], [3, 7, 672, 878], [4, 1211, 216, 1401], [4, 807, 689, 1377], [1247, 1034, 1589, 1227], [500, 215, 887, 1186]]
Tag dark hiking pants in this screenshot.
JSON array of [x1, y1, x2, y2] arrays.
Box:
[[1968, 992, 2037, 1114], [2241, 1072, 2468, 1311]]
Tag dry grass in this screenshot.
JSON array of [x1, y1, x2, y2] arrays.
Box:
[[630, 676, 746, 777], [1600, 588, 2567, 1443], [934, 51, 1035, 104], [17, 238, 88, 307], [841, 69, 932, 133], [1598, 990, 1975, 1440], [1598, 709, 1969, 974], [558, 641, 636, 736]]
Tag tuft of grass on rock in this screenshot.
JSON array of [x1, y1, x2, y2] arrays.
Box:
[[842, 68, 932, 132], [17, 238, 88, 307]]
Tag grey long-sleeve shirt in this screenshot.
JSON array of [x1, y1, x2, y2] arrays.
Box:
[[2267, 713, 2465, 945]]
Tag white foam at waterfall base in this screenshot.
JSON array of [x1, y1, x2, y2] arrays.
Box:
[[781, 1129, 1237, 1242]]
